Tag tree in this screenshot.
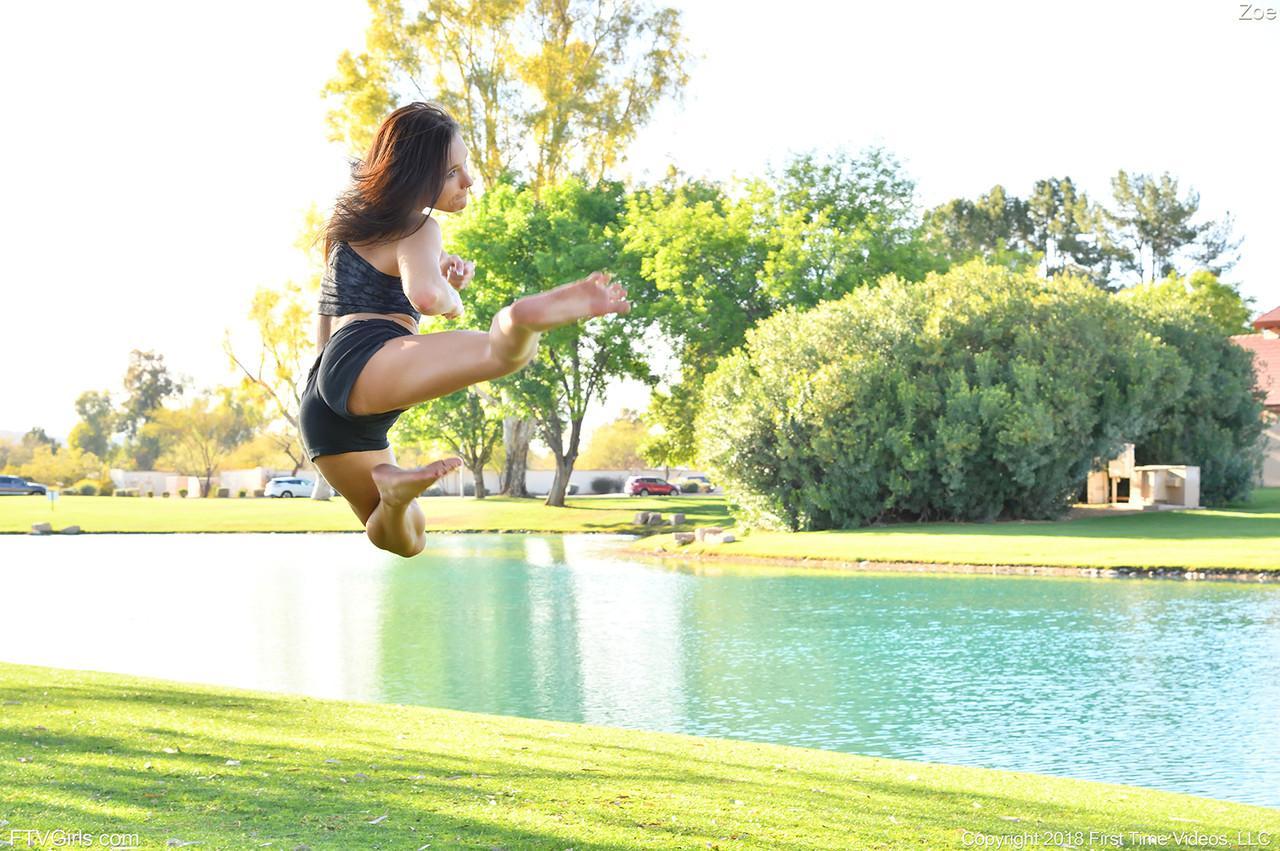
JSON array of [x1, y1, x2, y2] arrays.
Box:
[[224, 206, 337, 496], [68, 390, 116, 460], [766, 147, 938, 304], [1121, 270, 1254, 337], [622, 151, 934, 467], [518, 0, 690, 186], [1106, 170, 1216, 283], [0, 438, 23, 472], [322, 0, 691, 187], [118, 350, 184, 437], [22, 427, 60, 455], [118, 350, 186, 469], [394, 383, 504, 497], [922, 185, 1036, 270], [18, 445, 103, 488], [498, 416, 534, 496], [225, 280, 312, 473], [638, 383, 697, 475], [1123, 284, 1264, 504], [578, 408, 646, 469], [1190, 211, 1244, 278], [1025, 177, 1113, 287], [321, 0, 690, 494], [223, 433, 304, 472], [153, 389, 260, 497], [446, 177, 654, 506]]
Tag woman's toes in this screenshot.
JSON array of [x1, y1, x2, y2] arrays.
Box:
[[424, 458, 461, 477]]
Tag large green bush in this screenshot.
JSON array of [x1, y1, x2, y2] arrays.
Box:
[[1121, 292, 1264, 505], [70, 479, 99, 496], [698, 261, 1188, 530]]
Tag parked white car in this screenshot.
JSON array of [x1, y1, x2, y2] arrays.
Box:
[[265, 476, 314, 498]]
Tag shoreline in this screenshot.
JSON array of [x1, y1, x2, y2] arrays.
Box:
[[631, 547, 1280, 582], [5, 526, 1277, 580]]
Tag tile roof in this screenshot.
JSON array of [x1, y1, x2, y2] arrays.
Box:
[[1230, 333, 1280, 409], [1253, 305, 1280, 331]]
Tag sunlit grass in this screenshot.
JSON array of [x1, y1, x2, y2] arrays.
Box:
[[636, 489, 1280, 571], [2, 661, 1276, 849], [0, 492, 730, 535], [4, 489, 1277, 571]]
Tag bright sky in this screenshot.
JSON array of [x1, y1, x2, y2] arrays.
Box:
[[2, 0, 1276, 443]]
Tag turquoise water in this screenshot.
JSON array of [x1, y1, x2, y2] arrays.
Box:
[[1, 532, 1278, 808]]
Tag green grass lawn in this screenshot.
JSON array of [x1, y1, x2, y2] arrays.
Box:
[[637, 489, 1280, 572], [4, 489, 1278, 571], [2, 661, 1276, 850], [0, 493, 731, 535]]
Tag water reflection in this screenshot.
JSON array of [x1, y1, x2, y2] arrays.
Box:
[[1, 532, 1277, 807]]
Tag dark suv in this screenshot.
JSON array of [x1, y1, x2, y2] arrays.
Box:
[[0, 475, 48, 495]]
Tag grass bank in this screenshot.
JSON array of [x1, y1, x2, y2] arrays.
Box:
[[1, 662, 1276, 850], [4, 489, 1278, 572], [0, 493, 730, 535], [635, 489, 1280, 572]]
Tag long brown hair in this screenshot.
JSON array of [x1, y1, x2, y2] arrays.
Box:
[[320, 102, 460, 260]]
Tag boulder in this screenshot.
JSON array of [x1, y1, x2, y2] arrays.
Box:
[[694, 526, 724, 542], [718, 533, 736, 544], [646, 513, 666, 525], [61, 525, 82, 535], [634, 512, 651, 525], [673, 532, 695, 545], [30, 522, 52, 535], [669, 513, 686, 525]]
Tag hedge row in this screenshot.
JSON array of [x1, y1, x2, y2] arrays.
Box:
[[698, 260, 1262, 531]]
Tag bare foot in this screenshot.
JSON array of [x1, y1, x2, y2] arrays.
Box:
[[371, 458, 462, 507], [508, 271, 630, 332]]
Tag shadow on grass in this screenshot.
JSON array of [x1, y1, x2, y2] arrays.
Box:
[[3, 667, 1277, 850]]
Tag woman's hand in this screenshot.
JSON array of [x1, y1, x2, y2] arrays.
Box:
[[439, 254, 476, 290], [439, 285, 464, 320]]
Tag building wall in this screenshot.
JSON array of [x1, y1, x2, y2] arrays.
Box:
[[109, 470, 200, 496], [219, 467, 296, 494]]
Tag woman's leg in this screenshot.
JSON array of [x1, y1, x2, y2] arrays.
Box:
[[347, 272, 628, 416], [319, 272, 626, 556], [313, 447, 461, 557]]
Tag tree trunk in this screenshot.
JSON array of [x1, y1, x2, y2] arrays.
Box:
[[500, 416, 532, 497], [311, 471, 333, 501], [544, 416, 583, 508], [546, 457, 574, 507], [470, 463, 487, 499]]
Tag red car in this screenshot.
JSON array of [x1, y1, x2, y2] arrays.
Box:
[[625, 476, 678, 496]]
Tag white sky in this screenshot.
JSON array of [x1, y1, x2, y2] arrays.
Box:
[[2, 0, 1276, 442]]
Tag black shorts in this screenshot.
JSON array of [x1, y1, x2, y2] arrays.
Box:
[[300, 318, 413, 460]]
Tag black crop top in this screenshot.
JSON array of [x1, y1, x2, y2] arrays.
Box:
[[317, 242, 421, 322]]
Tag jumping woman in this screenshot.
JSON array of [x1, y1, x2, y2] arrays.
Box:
[[300, 102, 630, 557]]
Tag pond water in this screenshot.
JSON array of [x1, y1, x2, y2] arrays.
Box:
[[1, 532, 1278, 808]]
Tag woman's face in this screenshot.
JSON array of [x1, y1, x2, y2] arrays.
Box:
[[435, 133, 474, 213]]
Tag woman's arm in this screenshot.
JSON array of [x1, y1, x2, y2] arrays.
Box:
[[397, 217, 462, 318]]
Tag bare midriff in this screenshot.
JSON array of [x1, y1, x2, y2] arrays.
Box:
[[323, 239, 419, 339], [331, 312, 418, 335]]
